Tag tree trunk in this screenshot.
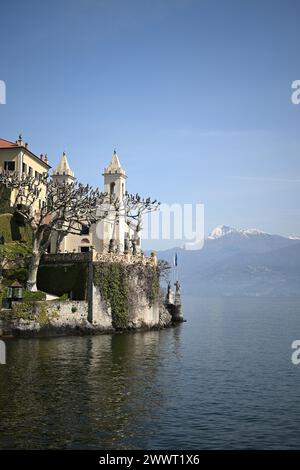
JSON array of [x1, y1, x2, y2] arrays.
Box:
[[55, 231, 65, 253], [27, 237, 42, 292]]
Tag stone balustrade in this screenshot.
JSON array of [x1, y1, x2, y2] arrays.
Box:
[[42, 252, 92, 264], [92, 250, 157, 267], [41, 250, 157, 267]]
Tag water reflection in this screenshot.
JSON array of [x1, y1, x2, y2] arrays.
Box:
[[1, 297, 300, 449], [0, 329, 182, 449]]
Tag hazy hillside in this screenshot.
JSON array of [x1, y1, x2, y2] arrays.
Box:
[[156, 225, 300, 297]]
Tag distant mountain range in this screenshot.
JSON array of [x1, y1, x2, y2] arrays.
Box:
[[156, 225, 300, 297]]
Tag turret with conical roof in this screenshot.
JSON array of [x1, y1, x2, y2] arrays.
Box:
[[103, 150, 126, 177], [103, 149, 127, 198], [101, 150, 127, 253], [52, 152, 75, 184]]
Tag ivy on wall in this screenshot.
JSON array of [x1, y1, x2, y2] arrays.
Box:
[[93, 262, 160, 330], [0, 208, 32, 290], [0, 212, 32, 245], [93, 263, 129, 329], [0, 186, 12, 214], [10, 301, 58, 326]]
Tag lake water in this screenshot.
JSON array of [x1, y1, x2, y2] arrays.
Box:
[[0, 296, 300, 449]]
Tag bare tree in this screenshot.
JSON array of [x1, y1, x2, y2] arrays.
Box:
[[157, 259, 171, 284], [99, 193, 160, 254], [123, 193, 160, 254], [0, 172, 106, 291], [0, 171, 160, 291]]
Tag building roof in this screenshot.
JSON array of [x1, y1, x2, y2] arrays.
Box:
[[0, 137, 51, 169], [103, 150, 126, 176], [9, 280, 23, 288], [53, 152, 75, 178], [0, 138, 18, 148]]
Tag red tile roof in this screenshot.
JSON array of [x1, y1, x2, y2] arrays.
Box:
[[0, 138, 19, 148], [0, 137, 51, 168]]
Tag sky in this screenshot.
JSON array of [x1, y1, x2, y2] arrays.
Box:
[[1, 0, 300, 247]]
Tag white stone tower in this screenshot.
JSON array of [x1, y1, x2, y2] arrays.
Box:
[[52, 152, 75, 184], [102, 150, 127, 252], [103, 149, 126, 198], [50, 152, 77, 254]]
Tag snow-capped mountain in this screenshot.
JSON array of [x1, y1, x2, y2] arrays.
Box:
[[208, 224, 269, 239], [208, 224, 299, 242], [156, 225, 300, 297]]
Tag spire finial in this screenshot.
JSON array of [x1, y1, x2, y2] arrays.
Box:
[[17, 132, 23, 146], [103, 148, 126, 176]]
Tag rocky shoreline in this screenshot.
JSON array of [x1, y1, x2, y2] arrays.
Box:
[[0, 299, 183, 338]]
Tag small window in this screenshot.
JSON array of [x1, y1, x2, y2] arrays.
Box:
[[28, 166, 32, 176], [80, 246, 90, 253], [110, 182, 115, 194], [81, 225, 90, 235], [4, 161, 15, 171], [22, 163, 27, 174]]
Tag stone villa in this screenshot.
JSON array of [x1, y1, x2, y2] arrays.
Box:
[[0, 134, 140, 256]]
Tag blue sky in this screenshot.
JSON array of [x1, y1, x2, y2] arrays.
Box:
[[1, 0, 300, 243]]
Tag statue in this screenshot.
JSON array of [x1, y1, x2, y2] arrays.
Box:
[[124, 237, 129, 254], [109, 238, 116, 253], [131, 239, 137, 255]]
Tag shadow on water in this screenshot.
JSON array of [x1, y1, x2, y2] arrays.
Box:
[[0, 328, 182, 449]]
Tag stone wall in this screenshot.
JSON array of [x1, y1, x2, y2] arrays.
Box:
[[0, 300, 93, 336], [91, 283, 160, 330], [0, 286, 171, 338], [0, 260, 175, 337]]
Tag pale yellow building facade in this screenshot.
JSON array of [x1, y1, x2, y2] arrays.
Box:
[[0, 135, 51, 212]]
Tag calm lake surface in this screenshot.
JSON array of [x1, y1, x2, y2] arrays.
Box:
[[1, 296, 300, 449]]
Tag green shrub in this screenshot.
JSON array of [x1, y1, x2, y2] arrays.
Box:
[[3, 267, 28, 286], [59, 293, 69, 301], [11, 301, 35, 321], [0, 213, 32, 245], [23, 290, 46, 301], [0, 186, 12, 214]]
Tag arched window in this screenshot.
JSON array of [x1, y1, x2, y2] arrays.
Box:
[[110, 182, 115, 194]]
